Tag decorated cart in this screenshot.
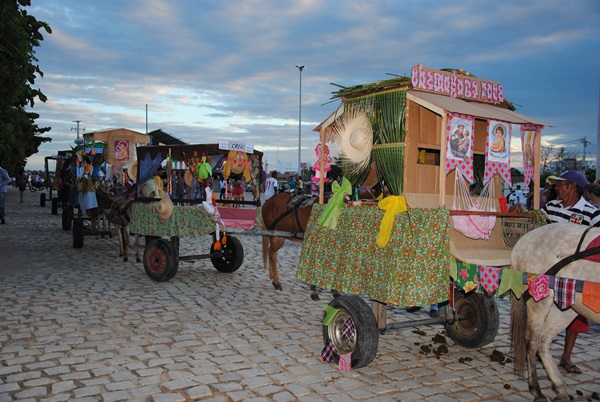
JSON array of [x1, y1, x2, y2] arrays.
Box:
[[128, 142, 266, 281], [300, 64, 550, 368], [65, 128, 151, 248]]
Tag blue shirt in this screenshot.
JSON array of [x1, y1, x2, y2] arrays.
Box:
[[0, 167, 13, 193]]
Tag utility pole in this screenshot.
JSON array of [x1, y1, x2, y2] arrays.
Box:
[[580, 136, 590, 170], [71, 120, 85, 146]]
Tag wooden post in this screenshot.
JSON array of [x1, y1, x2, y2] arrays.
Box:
[[371, 300, 387, 332], [439, 112, 448, 205], [533, 128, 542, 210]]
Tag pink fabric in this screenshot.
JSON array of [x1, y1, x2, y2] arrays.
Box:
[[219, 208, 257, 229]]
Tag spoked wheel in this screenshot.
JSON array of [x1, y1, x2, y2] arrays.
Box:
[[72, 218, 84, 248], [143, 238, 179, 282], [62, 207, 73, 231], [322, 295, 379, 369], [210, 235, 244, 273], [445, 289, 499, 348]]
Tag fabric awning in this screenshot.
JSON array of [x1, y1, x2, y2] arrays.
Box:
[[407, 90, 552, 127]]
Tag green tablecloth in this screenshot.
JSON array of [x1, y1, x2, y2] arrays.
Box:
[[297, 204, 451, 306], [130, 203, 215, 238]]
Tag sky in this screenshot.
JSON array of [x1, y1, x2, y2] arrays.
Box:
[[25, 0, 600, 174]]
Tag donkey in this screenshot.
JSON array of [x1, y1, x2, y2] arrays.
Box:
[[107, 188, 140, 262], [510, 223, 600, 402]]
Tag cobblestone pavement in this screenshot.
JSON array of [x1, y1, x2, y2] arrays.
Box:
[[1, 187, 599, 401]]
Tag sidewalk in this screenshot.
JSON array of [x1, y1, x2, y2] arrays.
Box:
[[0, 187, 599, 401]]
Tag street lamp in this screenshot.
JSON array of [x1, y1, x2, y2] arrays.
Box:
[[296, 65, 305, 177]]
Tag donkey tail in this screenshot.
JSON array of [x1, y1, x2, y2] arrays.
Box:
[[510, 293, 528, 379]]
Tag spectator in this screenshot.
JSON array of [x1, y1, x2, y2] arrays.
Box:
[[15, 168, 27, 203], [0, 165, 15, 224], [543, 170, 600, 374], [264, 171, 278, 200]]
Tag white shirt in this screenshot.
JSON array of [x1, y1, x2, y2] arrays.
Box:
[[264, 177, 278, 200]]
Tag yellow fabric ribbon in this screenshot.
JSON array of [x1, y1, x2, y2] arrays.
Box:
[[376, 195, 407, 248], [318, 177, 352, 229]]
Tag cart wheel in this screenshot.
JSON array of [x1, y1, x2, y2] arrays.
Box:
[[143, 238, 179, 282], [40, 192, 46, 206], [322, 295, 379, 369], [445, 289, 499, 348], [51, 197, 58, 215], [62, 207, 73, 231], [210, 235, 244, 273], [73, 218, 84, 248]]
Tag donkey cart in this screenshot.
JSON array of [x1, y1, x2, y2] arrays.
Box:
[[301, 64, 550, 370]]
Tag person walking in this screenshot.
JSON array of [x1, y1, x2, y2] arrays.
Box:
[[220, 178, 227, 200], [543, 170, 600, 374], [0, 165, 15, 224], [15, 168, 27, 203], [264, 171, 278, 201]]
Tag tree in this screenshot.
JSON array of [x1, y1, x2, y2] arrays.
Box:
[[0, 0, 52, 174]]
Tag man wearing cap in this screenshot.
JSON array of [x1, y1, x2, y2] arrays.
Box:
[[543, 170, 600, 374]]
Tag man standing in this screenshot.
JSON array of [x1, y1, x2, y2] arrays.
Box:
[[220, 177, 227, 200], [264, 171, 278, 200], [543, 170, 600, 374], [0, 165, 15, 224], [512, 185, 525, 207]]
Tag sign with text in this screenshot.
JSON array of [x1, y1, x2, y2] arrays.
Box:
[[218, 140, 254, 154], [411, 64, 504, 104]]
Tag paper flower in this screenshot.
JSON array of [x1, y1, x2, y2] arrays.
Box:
[[463, 281, 478, 293]]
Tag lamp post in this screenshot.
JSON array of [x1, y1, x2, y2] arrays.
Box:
[[296, 65, 305, 177]]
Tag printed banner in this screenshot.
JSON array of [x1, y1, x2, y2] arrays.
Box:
[[484, 120, 512, 185], [445, 113, 475, 182], [113, 138, 132, 165], [521, 124, 542, 187]]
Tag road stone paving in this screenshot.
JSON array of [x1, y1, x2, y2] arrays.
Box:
[[1, 187, 599, 401]]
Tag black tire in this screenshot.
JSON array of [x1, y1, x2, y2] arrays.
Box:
[[210, 235, 244, 273], [40, 192, 46, 206], [143, 238, 179, 282], [62, 207, 73, 231], [72, 218, 84, 248], [445, 289, 499, 348], [322, 295, 379, 369], [51, 198, 58, 215]]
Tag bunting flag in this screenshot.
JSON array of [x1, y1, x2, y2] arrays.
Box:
[[582, 281, 600, 313], [520, 124, 542, 187], [497, 268, 523, 298], [553, 277, 577, 310], [455, 261, 479, 293], [484, 120, 512, 185], [527, 274, 550, 302], [445, 113, 475, 182], [479, 266, 501, 294]]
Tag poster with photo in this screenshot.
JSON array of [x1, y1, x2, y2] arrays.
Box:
[[520, 124, 543, 187], [445, 113, 475, 182], [484, 120, 512, 185], [113, 139, 131, 164]]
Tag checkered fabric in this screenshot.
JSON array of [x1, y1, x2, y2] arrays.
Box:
[[321, 341, 337, 363], [341, 317, 356, 341], [554, 277, 577, 310]]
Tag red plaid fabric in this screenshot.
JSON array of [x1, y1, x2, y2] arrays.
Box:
[[341, 316, 356, 341], [554, 277, 577, 310], [321, 340, 337, 362]]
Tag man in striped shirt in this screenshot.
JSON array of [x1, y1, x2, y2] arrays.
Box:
[[542, 170, 600, 374]]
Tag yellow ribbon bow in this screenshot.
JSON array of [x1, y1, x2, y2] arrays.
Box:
[[376, 195, 407, 248], [318, 177, 352, 229]]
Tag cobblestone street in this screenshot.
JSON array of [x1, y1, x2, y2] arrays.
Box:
[[1, 187, 599, 401]]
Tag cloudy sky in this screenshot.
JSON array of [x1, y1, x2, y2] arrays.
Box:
[[26, 0, 600, 173]]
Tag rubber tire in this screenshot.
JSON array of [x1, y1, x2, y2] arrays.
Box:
[[72, 218, 84, 248], [143, 238, 179, 282], [40, 192, 46, 207], [445, 289, 499, 348], [62, 207, 73, 231], [322, 295, 379, 369], [51, 198, 58, 215], [210, 235, 244, 273]]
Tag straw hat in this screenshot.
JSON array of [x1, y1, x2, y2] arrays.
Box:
[[127, 160, 138, 182], [184, 169, 195, 187], [333, 108, 373, 164], [157, 196, 174, 220]]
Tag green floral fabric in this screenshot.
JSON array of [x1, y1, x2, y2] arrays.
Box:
[[130, 203, 215, 238], [297, 204, 451, 306]]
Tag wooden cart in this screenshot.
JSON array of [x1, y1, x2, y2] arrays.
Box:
[[300, 64, 550, 368]]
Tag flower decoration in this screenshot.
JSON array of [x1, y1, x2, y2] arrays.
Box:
[[528, 274, 550, 302]]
